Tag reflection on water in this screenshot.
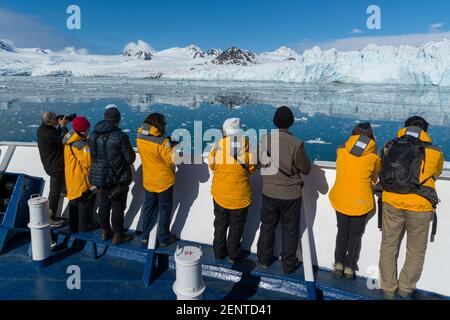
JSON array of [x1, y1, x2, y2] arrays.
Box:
[[0, 77, 449, 162]]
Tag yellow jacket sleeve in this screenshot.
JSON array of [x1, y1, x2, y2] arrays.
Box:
[[208, 146, 217, 171], [159, 139, 175, 167]]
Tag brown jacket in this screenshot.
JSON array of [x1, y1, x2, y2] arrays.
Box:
[[259, 129, 311, 200]]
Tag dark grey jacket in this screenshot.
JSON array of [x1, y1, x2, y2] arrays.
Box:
[[259, 129, 311, 200], [37, 123, 69, 176], [88, 120, 136, 188]]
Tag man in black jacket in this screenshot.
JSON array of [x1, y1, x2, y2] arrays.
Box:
[[37, 111, 69, 226], [89, 106, 136, 245]]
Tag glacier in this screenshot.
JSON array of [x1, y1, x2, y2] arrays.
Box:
[[1, 40, 450, 86]]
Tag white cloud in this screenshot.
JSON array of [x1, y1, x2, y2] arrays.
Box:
[[123, 40, 155, 54], [429, 23, 444, 33], [351, 29, 364, 34], [293, 31, 450, 52]]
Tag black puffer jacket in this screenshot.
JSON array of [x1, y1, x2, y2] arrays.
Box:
[[37, 123, 69, 176], [88, 120, 136, 188]]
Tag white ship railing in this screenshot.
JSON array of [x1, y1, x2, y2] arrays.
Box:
[[1, 141, 449, 297]]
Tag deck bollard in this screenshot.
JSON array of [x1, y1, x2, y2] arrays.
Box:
[[173, 246, 205, 300], [27, 195, 52, 267]]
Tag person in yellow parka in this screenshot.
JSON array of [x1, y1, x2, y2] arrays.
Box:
[[63, 116, 98, 233], [137, 113, 179, 247], [329, 123, 381, 279], [378, 116, 444, 299], [208, 118, 256, 263]]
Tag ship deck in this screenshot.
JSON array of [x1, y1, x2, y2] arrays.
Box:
[[0, 229, 447, 300]]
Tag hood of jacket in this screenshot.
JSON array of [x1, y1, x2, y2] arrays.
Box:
[[345, 135, 377, 157], [397, 127, 432, 143], [94, 120, 120, 135], [63, 130, 87, 145], [138, 124, 162, 137]]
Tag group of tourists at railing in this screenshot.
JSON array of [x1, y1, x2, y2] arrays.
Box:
[[36, 105, 444, 300]]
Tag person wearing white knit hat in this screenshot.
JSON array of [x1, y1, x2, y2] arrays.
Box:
[[208, 118, 256, 263], [222, 117, 242, 137]]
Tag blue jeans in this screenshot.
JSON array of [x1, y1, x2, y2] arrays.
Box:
[[142, 186, 174, 243]]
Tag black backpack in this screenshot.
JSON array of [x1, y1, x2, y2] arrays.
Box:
[[379, 127, 439, 209]]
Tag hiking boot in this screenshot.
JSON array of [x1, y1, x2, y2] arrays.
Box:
[[160, 235, 178, 248], [258, 259, 272, 269], [101, 229, 113, 241], [398, 290, 414, 300], [332, 263, 344, 279], [383, 290, 396, 300], [112, 233, 134, 245], [49, 218, 64, 228], [344, 267, 355, 280], [283, 261, 301, 275], [228, 253, 242, 264]]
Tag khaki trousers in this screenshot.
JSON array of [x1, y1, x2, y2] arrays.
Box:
[[379, 203, 433, 294]]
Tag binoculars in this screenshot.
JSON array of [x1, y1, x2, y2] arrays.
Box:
[[56, 113, 77, 122]]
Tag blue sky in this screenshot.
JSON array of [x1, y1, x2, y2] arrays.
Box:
[[0, 0, 449, 54]]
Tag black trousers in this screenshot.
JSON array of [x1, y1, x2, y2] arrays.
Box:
[[68, 194, 96, 232], [257, 194, 302, 272], [49, 173, 65, 219], [98, 187, 128, 235], [334, 211, 367, 271], [213, 201, 249, 260]]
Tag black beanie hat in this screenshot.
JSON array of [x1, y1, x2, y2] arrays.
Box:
[[104, 107, 121, 122], [405, 116, 429, 132], [352, 122, 374, 139], [274, 106, 294, 129]]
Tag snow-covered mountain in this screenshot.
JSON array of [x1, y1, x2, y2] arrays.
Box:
[[212, 47, 258, 66], [2, 40, 450, 86], [0, 40, 15, 53], [156, 45, 205, 59], [207, 48, 222, 57], [123, 40, 154, 60], [261, 46, 299, 61]]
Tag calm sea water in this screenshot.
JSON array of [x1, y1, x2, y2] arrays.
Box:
[[0, 77, 449, 162]]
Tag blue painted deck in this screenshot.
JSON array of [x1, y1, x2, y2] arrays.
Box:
[[0, 234, 301, 300], [0, 229, 447, 300]]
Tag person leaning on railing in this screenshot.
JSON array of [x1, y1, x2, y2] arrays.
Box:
[[36, 111, 69, 227], [257, 106, 312, 275], [328, 123, 381, 280], [208, 118, 256, 264], [378, 116, 444, 300], [88, 106, 136, 245], [63, 116, 99, 233], [136, 113, 179, 247]]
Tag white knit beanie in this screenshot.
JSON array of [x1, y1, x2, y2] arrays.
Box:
[[222, 118, 242, 137]]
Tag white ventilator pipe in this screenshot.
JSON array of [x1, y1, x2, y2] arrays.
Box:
[[27, 195, 52, 264], [173, 246, 206, 300]]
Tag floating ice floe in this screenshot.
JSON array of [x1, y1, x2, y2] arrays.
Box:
[[295, 117, 308, 122], [306, 138, 332, 145], [444, 162, 450, 170]]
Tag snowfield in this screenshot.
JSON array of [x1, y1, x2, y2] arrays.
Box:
[[1, 40, 450, 86]]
